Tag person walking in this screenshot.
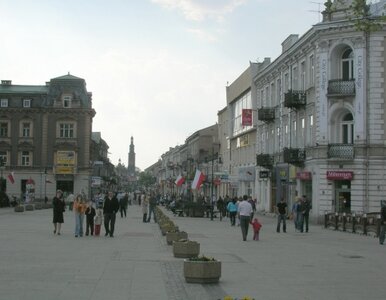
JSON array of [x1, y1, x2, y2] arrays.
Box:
[[227, 198, 238, 226], [52, 190, 65, 235], [103, 191, 119, 237], [73, 194, 87, 237], [291, 197, 301, 231], [141, 194, 149, 222], [301, 195, 311, 233], [119, 193, 129, 218], [250, 217, 262, 241], [238, 195, 253, 241], [146, 192, 157, 223], [379, 201, 386, 245], [85, 201, 96, 236], [216, 197, 225, 221], [276, 198, 287, 233]]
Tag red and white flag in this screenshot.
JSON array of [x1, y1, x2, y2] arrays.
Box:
[[191, 170, 205, 190], [7, 172, 15, 184], [175, 175, 185, 186]]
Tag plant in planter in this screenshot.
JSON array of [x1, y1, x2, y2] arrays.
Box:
[[25, 204, 34, 211], [14, 205, 25, 212], [166, 230, 188, 245], [183, 255, 221, 284], [173, 239, 200, 258]]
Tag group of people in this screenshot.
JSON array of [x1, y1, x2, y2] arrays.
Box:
[[140, 192, 157, 223], [52, 190, 120, 238]]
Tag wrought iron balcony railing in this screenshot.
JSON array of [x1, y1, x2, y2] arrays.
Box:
[[328, 143, 354, 159], [283, 147, 306, 165], [256, 154, 274, 168], [327, 79, 355, 96], [257, 108, 275, 122], [284, 90, 306, 109]]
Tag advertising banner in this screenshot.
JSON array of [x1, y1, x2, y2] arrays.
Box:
[[241, 109, 253, 126]]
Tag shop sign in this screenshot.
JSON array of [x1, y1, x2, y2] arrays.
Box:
[[326, 171, 354, 180], [91, 176, 102, 187], [238, 166, 255, 182], [56, 166, 74, 174], [259, 171, 269, 178], [296, 171, 312, 180], [56, 151, 75, 165]]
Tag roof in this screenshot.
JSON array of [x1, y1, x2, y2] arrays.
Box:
[[51, 74, 84, 81], [0, 84, 48, 94]]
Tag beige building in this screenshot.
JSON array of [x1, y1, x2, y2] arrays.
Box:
[[0, 74, 95, 201]]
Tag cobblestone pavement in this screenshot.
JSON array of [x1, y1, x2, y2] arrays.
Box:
[[0, 205, 385, 300]]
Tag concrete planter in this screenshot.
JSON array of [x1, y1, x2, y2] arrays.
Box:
[[25, 204, 34, 211], [43, 203, 53, 209], [14, 206, 25, 213], [183, 260, 221, 283], [166, 231, 188, 245], [160, 224, 178, 236], [173, 240, 200, 258], [35, 203, 43, 210]]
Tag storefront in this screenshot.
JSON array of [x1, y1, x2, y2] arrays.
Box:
[[327, 171, 353, 213]]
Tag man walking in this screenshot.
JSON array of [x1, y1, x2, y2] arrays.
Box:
[[301, 195, 311, 233], [238, 195, 253, 241], [379, 201, 386, 245], [146, 192, 157, 223], [276, 198, 287, 233], [103, 191, 119, 237]]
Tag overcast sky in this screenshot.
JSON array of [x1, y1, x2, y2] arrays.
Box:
[[1, 0, 320, 170]]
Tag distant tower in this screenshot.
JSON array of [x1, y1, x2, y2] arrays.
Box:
[[128, 136, 136, 178]]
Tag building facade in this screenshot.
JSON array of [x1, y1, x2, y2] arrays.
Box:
[[255, 0, 386, 220], [0, 74, 95, 201]]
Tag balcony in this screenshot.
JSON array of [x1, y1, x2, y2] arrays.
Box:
[[257, 108, 275, 123], [284, 90, 306, 109], [283, 147, 305, 165], [327, 79, 355, 97], [256, 154, 274, 168], [328, 143, 354, 160]]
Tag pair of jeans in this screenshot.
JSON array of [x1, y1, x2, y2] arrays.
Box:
[[277, 214, 286, 232], [147, 206, 156, 222], [75, 213, 84, 236], [104, 213, 116, 236], [229, 211, 237, 226], [86, 218, 94, 235], [301, 213, 309, 232], [240, 215, 250, 241]]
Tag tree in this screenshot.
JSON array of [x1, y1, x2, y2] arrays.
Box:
[[138, 172, 156, 188]]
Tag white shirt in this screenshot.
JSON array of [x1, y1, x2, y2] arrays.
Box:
[[238, 200, 253, 216]]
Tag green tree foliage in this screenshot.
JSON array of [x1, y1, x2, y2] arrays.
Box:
[[350, 0, 385, 32], [138, 172, 156, 188]]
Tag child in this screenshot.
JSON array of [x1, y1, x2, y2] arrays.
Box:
[[94, 208, 103, 236], [250, 217, 262, 241], [85, 202, 96, 236]]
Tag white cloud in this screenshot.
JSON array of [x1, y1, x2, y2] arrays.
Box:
[[185, 28, 219, 42], [151, 0, 247, 21]]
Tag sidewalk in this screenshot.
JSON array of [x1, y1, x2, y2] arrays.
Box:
[[0, 205, 385, 300]]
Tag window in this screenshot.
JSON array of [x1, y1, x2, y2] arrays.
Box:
[[21, 151, 31, 166], [308, 115, 314, 145], [341, 113, 354, 144], [270, 82, 275, 106], [62, 95, 72, 108], [0, 122, 8, 137], [276, 79, 281, 106], [292, 120, 297, 146], [23, 99, 31, 108], [292, 67, 298, 90], [22, 122, 31, 137], [59, 123, 74, 138], [1, 99, 8, 107], [284, 73, 289, 92], [301, 118, 305, 147], [300, 61, 306, 91], [309, 55, 315, 86], [232, 91, 252, 136], [342, 49, 354, 80], [0, 151, 7, 165]]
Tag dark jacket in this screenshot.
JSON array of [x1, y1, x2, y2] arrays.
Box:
[[103, 196, 119, 214], [85, 206, 96, 221]]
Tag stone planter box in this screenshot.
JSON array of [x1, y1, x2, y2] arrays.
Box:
[[14, 206, 25, 213], [43, 203, 53, 209], [166, 231, 188, 245], [25, 204, 34, 211], [183, 260, 221, 283], [35, 203, 43, 210], [173, 240, 200, 258], [161, 225, 178, 236]]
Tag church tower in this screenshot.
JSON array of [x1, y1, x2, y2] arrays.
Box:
[[128, 136, 136, 179]]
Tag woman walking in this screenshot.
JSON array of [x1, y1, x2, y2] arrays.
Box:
[[52, 190, 65, 235], [73, 194, 87, 237]]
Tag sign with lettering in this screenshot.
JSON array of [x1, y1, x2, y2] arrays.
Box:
[[296, 171, 312, 180], [326, 171, 353, 180], [241, 109, 253, 126]]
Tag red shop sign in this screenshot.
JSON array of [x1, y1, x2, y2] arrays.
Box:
[[296, 171, 312, 180], [326, 171, 354, 180]]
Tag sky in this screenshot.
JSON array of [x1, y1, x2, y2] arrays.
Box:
[[1, 0, 321, 171]]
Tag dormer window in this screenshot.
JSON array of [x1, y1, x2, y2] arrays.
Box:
[[62, 95, 72, 108], [1, 99, 8, 107], [23, 99, 31, 108]]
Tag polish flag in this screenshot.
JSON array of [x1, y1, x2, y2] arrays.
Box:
[[175, 175, 185, 186], [7, 172, 15, 184], [191, 170, 205, 190]]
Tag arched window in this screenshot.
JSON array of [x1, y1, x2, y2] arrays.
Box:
[[342, 48, 354, 80], [341, 113, 354, 144]]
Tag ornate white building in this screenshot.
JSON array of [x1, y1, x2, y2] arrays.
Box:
[[254, 0, 386, 220]]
